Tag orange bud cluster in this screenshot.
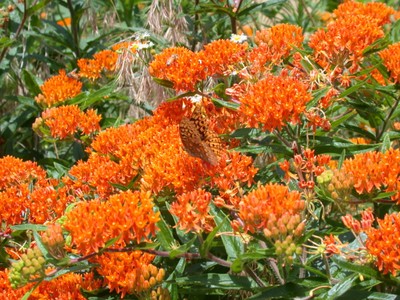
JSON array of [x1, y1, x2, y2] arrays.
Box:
[[41, 223, 66, 259], [96, 251, 165, 298], [342, 208, 374, 235], [317, 169, 354, 202]]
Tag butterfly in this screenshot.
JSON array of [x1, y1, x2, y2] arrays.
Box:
[[179, 103, 223, 166]]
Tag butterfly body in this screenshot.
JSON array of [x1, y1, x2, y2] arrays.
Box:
[[179, 104, 223, 166]]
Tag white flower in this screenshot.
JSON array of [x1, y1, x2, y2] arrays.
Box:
[[136, 41, 154, 50], [188, 94, 202, 103], [230, 33, 247, 44]]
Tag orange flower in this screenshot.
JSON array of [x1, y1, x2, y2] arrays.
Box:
[[239, 74, 311, 131], [78, 49, 119, 79], [0, 156, 46, 189], [366, 212, 400, 276], [309, 11, 385, 73], [93, 49, 119, 72], [56, 17, 72, 27], [63, 190, 159, 255], [248, 24, 303, 73], [239, 183, 305, 233], [342, 148, 400, 202], [77, 58, 103, 79], [0, 156, 72, 226], [199, 39, 247, 76], [95, 251, 164, 298], [35, 70, 82, 107], [333, 1, 395, 26], [149, 47, 206, 92], [112, 41, 139, 54], [64, 153, 131, 199], [169, 189, 214, 233], [379, 42, 400, 83], [34, 105, 101, 139]]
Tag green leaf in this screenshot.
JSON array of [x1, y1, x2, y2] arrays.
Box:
[[331, 257, 380, 278], [199, 218, 224, 258], [152, 77, 174, 89], [173, 273, 259, 290], [26, 0, 52, 16], [238, 0, 287, 17], [156, 212, 175, 250], [10, 224, 48, 231], [0, 37, 15, 49], [21, 69, 42, 96], [169, 236, 197, 259], [166, 91, 197, 102], [33, 230, 50, 258], [380, 132, 391, 152], [230, 257, 244, 273], [249, 283, 309, 299], [326, 274, 358, 299], [22, 281, 42, 300], [211, 97, 239, 110], [209, 204, 244, 259]]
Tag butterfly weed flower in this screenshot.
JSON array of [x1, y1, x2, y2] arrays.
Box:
[[308, 1, 395, 77], [379, 42, 400, 83], [35, 70, 82, 107], [198, 39, 247, 77], [78, 49, 119, 80], [33, 105, 101, 139], [366, 212, 400, 276], [247, 24, 303, 74], [238, 183, 305, 263], [63, 190, 159, 256], [239, 74, 312, 132], [149, 47, 206, 92], [95, 251, 166, 298], [169, 189, 214, 233]]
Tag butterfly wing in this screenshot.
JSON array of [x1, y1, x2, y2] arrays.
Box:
[[179, 117, 219, 166]]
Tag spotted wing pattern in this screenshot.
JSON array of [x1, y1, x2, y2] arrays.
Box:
[[179, 104, 223, 166]]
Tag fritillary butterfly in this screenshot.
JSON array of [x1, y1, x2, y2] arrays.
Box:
[[179, 104, 223, 166]]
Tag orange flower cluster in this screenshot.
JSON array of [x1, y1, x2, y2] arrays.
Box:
[[366, 212, 400, 276], [149, 47, 206, 92], [379, 42, 400, 83], [342, 148, 400, 202], [248, 24, 303, 73], [169, 189, 214, 233], [0, 156, 73, 226], [149, 39, 248, 92], [333, 1, 395, 26], [239, 74, 312, 132], [0, 269, 101, 300], [95, 251, 164, 298], [63, 190, 159, 255], [238, 183, 305, 234], [78, 49, 119, 79], [64, 153, 130, 200], [35, 70, 82, 107], [33, 105, 101, 139], [199, 39, 247, 76], [309, 1, 394, 73]]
